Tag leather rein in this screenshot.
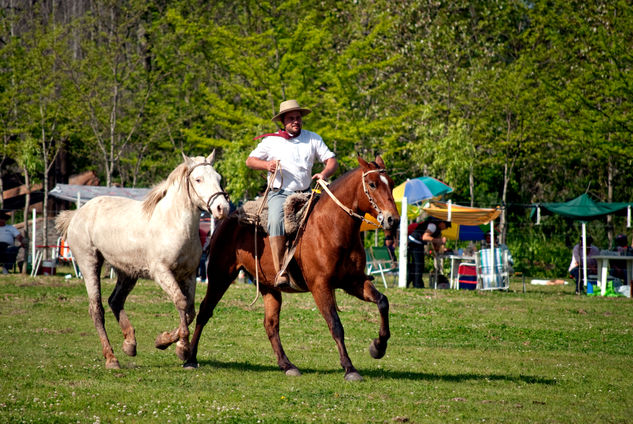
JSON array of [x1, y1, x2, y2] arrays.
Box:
[[316, 168, 389, 227]]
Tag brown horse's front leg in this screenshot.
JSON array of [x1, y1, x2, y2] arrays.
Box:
[[262, 289, 301, 376], [345, 278, 390, 360], [311, 285, 361, 381], [184, 270, 235, 368]]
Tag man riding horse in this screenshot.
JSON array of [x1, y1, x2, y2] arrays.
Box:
[[246, 100, 338, 289]]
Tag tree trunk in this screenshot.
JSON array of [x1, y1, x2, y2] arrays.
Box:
[[21, 168, 31, 275], [469, 165, 474, 207], [607, 154, 614, 247], [500, 160, 509, 245]]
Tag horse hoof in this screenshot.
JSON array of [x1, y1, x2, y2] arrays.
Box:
[[183, 362, 199, 370], [155, 332, 171, 350], [106, 359, 121, 370], [285, 368, 302, 377], [344, 372, 363, 382], [175, 341, 191, 361], [369, 340, 386, 359], [123, 341, 137, 357]]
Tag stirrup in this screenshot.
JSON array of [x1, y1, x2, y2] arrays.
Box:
[[274, 271, 290, 287], [274, 270, 302, 291]]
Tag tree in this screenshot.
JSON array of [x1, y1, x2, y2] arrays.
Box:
[[62, 1, 157, 187]]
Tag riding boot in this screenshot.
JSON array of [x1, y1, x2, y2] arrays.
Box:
[[269, 236, 290, 288]]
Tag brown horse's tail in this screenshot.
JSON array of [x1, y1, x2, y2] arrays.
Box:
[[333, 289, 341, 312], [55, 210, 75, 238]]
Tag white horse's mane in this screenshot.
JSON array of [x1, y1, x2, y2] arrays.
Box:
[[141, 162, 190, 217]]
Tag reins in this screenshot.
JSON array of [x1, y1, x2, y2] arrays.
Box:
[[316, 168, 387, 227], [250, 161, 283, 306]]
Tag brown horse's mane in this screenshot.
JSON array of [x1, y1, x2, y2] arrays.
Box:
[[142, 162, 189, 216], [327, 160, 382, 193]]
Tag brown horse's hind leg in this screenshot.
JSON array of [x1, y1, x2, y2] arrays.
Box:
[[184, 270, 235, 369], [311, 283, 362, 381], [262, 289, 301, 376], [344, 278, 390, 360], [108, 273, 138, 357]]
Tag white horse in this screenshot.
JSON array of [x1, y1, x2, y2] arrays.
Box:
[[55, 152, 230, 369]]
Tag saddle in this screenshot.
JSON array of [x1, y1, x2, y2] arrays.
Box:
[[235, 192, 317, 240]]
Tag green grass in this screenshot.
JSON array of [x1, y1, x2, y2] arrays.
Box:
[[1, 268, 632, 423]]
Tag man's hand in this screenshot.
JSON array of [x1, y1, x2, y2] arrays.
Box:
[[245, 157, 280, 173]]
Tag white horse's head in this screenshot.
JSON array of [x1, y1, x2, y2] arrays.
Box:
[[183, 151, 230, 219]]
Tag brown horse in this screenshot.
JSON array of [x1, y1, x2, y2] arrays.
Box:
[[185, 156, 399, 381]]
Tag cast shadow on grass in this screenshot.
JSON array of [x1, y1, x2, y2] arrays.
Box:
[[196, 359, 556, 385]]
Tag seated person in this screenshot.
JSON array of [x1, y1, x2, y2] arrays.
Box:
[[610, 233, 630, 281], [568, 236, 599, 295], [0, 212, 24, 274]]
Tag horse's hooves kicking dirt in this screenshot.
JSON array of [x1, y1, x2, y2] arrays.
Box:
[[285, 368, 302, 377], [344, 372, 363, 382]]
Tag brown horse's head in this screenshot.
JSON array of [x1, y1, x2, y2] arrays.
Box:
[[357, 156, 400, 231]]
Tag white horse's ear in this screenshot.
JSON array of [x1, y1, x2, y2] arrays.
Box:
[[182, 152, 195, 166], [206, 149, 216, 165]]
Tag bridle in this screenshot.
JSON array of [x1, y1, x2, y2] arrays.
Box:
[[316, 168, 390, 227], [186, 162, 230, 213]]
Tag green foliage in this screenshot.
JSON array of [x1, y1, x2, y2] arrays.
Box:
[[2, 0, 633, 276]]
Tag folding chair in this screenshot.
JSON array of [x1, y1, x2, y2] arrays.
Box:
[[457, 262, 477, 290], [55, 237, 81, 278], [366, 246, 397, 288], [475, 248, 510, 290]]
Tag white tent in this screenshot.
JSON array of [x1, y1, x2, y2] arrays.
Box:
[[49, 184, 150, 206]]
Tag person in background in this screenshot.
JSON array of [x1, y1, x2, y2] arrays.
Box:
[[0, 212, 24, 274], [384, 230, 397, 263], [246, 99, 338, 289], [610, 233, 629, 281], [614, 233, 629, 255], [407, 218, 450, 288], [568, 236, 600, 295], [197, 226, 211, 283]]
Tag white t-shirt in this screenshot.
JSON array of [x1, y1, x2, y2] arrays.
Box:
[[249, 129, 335, 191], [0, 225, 20, 245]]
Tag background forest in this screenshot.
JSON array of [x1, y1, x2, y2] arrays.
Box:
[[1, 0, 632, 278]]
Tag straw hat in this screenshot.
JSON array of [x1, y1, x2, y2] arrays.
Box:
[[271, 100, 312, 123]]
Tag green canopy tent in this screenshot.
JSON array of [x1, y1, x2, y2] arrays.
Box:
[[534, 193, 633, 291], [536, 193, 630, 221]]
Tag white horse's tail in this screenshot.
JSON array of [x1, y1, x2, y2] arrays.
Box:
[[55, 210, 75, 238]]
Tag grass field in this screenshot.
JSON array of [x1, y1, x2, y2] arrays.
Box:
[[1, 268, 632, 423]]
